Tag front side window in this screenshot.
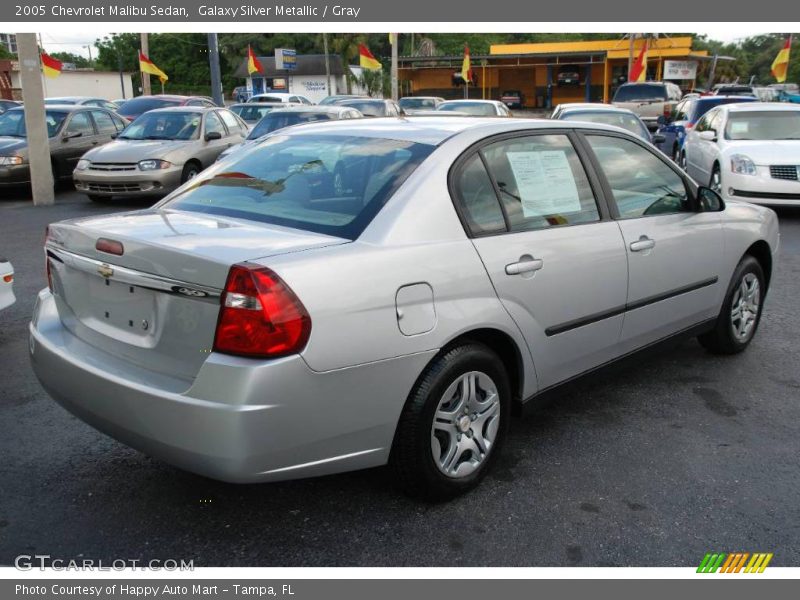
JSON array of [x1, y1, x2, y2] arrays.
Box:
[[586, 134, 690, 218], [481, 134, 600, 231], [204, 112, 226, 136], [161, 134, 434, 239]]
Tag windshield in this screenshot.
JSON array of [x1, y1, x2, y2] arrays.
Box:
[[438, 102, 496, 116], [0, 110, 67, 138], [248, 112, 335, 140], [340, 101, 386, 117], [613, 84, 668, 102], [252, 95, 286, 103], [562, 111, 648, 138], [694, 97, 756, 121], [117, 97, 183, 115], [231, 104, 279, 122], [119, 111, 201, 141], [399, 98, 435, 110], [162, 134, 434, 239], [725, 111, 800, 140]]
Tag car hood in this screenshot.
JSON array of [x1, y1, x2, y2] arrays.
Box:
[[0, 136, 28, 155], [84, 138, 194, 162], [723, 140, 800, 165]]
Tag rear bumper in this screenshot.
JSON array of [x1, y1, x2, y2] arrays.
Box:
[[73, 166, 183, 197], [30, 289, 434, 483]]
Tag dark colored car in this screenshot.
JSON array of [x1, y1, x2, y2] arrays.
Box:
[[0, 105, 127, 186], [228, 102, 287, 124], [116, 95, 218, 122], [657, 95, 759, 163], [712, 85, 757, 97], [0, 99, 22, 115], [499, 90, 525, 109], [338, 98, 404, 117], [557, 66, 580, 86]]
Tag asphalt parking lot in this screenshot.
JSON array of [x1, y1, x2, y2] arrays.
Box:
[[1, 186, 799, 567]]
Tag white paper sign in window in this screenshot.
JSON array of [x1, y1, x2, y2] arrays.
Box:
[[506, 151, 581, 218]]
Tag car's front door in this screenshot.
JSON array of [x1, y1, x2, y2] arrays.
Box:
[[582, 133, 724, 353], [54, 111, 98, 176], [197, 110, 230, 165], [458, 132, 629, 390]]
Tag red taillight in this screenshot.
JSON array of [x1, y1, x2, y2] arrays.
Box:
[[96, 237, 124, 255], [2, 274, 12, 283], [213, 263, 311, 358], [685, 122, 694, 130]]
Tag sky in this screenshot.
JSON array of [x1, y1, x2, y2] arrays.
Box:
[[39, 29, 776, 60]]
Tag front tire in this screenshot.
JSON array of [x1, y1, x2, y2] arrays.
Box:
[[699, 255, 765, 354], [710, 163, 722, 194], [181, 161, 201, 184], [390, 343, 511, 500]]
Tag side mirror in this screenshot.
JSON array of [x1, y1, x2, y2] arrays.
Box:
[[110, 133, 118, 140], [652, 133, 666, 144], [62, 132, 82, 142], [697, 186, 725, 212], [699, 130, 717, 142], [205, 131, 222, 142]]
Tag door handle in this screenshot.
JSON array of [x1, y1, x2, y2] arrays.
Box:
[[629, 236, 656, 252], [505, 256, 544, 275]]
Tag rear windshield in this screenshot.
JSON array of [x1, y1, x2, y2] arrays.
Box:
[[725, 110, 800, 141], [340, 101, 386, 117], [0, 109, 67, 138], [117, 97, 183, 114], [562, 111, 648, 138], [694, 97, 756, 120], [231, 104, 279, 122], [400, 98, 436, 109], [613, 84, 668, 102], [161, 134, 434, 239], [438, 102, 496, 116], [248, 113, 336, 139]]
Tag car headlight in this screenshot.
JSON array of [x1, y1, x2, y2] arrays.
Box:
[[138, 159, 172, 171], [0, 156, 23, 166], [75, 159, 91, 171], [730, 154, 757, 176]]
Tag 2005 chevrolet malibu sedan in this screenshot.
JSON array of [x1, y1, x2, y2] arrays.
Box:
[[30, 117, 779, 499]]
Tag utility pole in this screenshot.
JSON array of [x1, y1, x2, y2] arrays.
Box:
[[140, 32, 151, 95], [17, 33, 54, 206], [323, 33, 332, 96], [84, 44, 93, 67], [391, 33, 398, 101], [628, 33, 636, 81], [117, 50, 126, 99], [207, 33, 224, 106]]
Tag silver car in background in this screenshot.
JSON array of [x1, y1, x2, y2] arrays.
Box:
[[437, 100, 512, 117], [72, 106, 248, 202], [31, 118, 778, 499]]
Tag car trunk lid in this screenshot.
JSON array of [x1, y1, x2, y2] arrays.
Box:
[[46, 209, 347, 382]]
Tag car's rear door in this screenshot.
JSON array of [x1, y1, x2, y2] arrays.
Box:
[[581, 132, 724, 353], [455, 131, 629, 390]]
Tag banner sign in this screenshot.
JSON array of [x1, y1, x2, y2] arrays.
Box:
[[275, 48, 297, 71], [663, 60, 698, 80]]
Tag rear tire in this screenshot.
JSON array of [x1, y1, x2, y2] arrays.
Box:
[[710, 163, 722, 194], [698, 255, 765, 354], [390, 343, 511, 500]]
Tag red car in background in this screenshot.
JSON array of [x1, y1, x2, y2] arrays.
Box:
[[499, 90, 524, 109]]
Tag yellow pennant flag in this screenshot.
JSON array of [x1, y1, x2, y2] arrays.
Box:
[[771, 37, 792, 83]]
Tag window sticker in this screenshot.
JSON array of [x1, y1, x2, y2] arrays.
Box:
[[506, 150, 581, 217]]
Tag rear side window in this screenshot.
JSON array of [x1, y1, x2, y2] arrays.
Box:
[[586, 135, 690, 218], [480, 134, 600, 231], [65, 112, 95, 136], [454, 154, 506, 235], [162, 134, 434, 239], [90, 110, 118, 135], [219, 109, 243, 133]]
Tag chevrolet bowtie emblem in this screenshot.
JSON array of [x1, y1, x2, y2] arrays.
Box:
[[97, 264, 114, 278]]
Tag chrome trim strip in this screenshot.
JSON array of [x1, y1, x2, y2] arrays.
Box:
[[46, 245, 222, 303]]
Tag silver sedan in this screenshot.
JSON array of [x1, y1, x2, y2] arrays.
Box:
[[31, 117, 779, 499]]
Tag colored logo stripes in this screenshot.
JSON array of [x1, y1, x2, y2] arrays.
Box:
[[697, 552, 773, 573]]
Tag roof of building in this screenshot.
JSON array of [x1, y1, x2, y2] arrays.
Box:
[[234, 54, 346, 78]]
